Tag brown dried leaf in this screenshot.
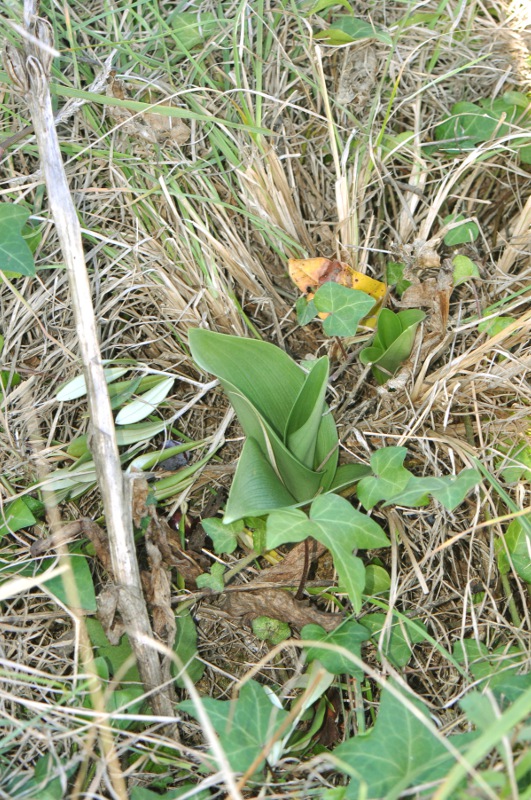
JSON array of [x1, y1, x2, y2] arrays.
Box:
[[220, 589, 342, 632]]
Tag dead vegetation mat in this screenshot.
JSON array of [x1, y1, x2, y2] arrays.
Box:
[[0, 0, 530, 797]]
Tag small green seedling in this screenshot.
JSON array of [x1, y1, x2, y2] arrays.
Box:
[[359, 308, 425, 384]]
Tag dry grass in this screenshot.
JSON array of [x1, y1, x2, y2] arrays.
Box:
[[0, 0, 530, 797]]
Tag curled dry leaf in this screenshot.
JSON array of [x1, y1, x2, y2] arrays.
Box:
[[219, 588, 342, 632], [107, 76, 190, 146]]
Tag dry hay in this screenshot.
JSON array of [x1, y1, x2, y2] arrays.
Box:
[[0, 0, 529, 794]]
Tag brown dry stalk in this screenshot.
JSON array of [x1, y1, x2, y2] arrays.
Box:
[[5, 2, 175, 723]]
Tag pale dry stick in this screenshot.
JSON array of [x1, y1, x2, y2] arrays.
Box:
[[313, 45, 354, 258], [4, 5, 175, 721]]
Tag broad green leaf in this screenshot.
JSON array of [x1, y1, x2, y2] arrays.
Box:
[[85, 618, 140, 683], [434, 101, 507, 152], [386, 260, 411, 296], [0, 498, 36, 540], [360, 613, 428, 667], [202, 517, 242, 554], [498, 443, 531, 483], [173, 610, 205, 687], [191, 330, 335, 505], [196, 562, 225, 592], [363, 564, 391, 596], [179, 680, 289, 775], [443, 213, 479, 246], [478, 315, 516, 337], [357, 447, 412, 509], [43, 554, 97, 612], [189, 329, 304, 437], [224, 437, 297, 523], [166, 11, 219, 50], [302, 620, 369, 678], [453, 254, 480, 285], [496, 517, 531, 583], [285, 356, 329, 467], [335, 682, 465, 798], [115, 377, 174, 425], [313, 283, 376, 337], [56, 367, 129, 401], [0, 203, 35, 277]]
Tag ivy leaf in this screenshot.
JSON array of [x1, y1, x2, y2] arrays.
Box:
[[0, 203, 36, 277], [452, 254, 480, 286], [496, 517, 531, 584], [313, 283, 376, 337], [179, 680, 289, 775], [173, 610, 205, 687], [196, 562, 225, 592], [383, 469, 481, 511], [357, 447, 412, 509], [359, 613, 428, 668], [302, 620, 369, 678], [202, 517, 242, 554], [267, 496, 389, 612], [296, 295, 318, 326], [335, 682, 469, 798], [443, 213, 479, 246]]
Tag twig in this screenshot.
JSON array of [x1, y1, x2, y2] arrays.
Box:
[[5, 3, 175, 722]]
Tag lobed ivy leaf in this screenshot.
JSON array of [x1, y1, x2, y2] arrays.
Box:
[[202, 517, 242, 554], [267, 495, 389, 611], [496, 517, 531, 584], [196, 562, 225, 592], [313, 283, 376, 338], [357, 446, 412, 509], [359, 613, 428, 668], [179, 680, 289, 775], [335, 682, 472, 799], [302, 620, 369, 678]]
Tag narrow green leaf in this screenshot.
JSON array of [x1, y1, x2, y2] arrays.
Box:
[[328, 463, 372, 492], [285, 356, 329, 467], [115, 377, 174, 425], [173, 610, 205, 687], [56, 367, 129, 401], [224, 438, 297, 523]]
